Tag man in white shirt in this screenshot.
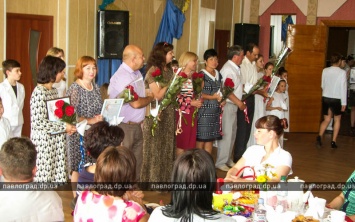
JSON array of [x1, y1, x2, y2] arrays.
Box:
[[0, 137, 64, 222], [216, 45, 246, 171], [234, 43, 260, 162]]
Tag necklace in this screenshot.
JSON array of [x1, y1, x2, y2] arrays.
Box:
[[78, 79, 93, 91]]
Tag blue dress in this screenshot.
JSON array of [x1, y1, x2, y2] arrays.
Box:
[[196, 69, 222, 142]]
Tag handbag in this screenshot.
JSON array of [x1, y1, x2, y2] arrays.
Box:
[[235, 166, 256, 180]]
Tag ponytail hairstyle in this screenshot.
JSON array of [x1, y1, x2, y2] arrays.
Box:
[[255, 115, 288, 137]]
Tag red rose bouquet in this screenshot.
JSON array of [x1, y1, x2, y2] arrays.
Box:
[[119, 85, 139, 103], [151, 69, 187, 136], [220, 78, 235, 103], [191, 72, 204, 126], [151, 68, 168, 88], [54, 99, 77, 124]]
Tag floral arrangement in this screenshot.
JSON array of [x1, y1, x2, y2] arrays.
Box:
[[242, 75, 271, 101], [119, 85, 139, 103], [151, 69, 188, 136], [220, 78, 235, 103], [242, 47, 292, 101], [191, 72, 204, 126], [255, 164, 277, 190], [151, 68, 168, 88], [54, 100, 76, 124]]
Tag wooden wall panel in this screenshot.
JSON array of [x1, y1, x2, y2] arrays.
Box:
[[67, 0, 96, 86], [201, 0, 216, 9], [286, 25, 327, 132], [216, 0, 233, 30], [175, 4, 191, 59]]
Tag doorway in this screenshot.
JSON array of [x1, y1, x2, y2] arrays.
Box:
[[215, 29, 230, 70], [6, 13, 53, 137]]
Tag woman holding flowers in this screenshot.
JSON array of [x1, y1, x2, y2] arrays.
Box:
[[175, 51, 203, 156], [225, 115, 292, 183], [196, 49, 223, 154], [66, 56, 103, 197], [30, 56, 76, 183], [247, 60, 274, 148], [141, 42, 175, 184]]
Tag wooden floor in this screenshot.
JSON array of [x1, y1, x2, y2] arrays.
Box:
[[57, 132, 355, 221]]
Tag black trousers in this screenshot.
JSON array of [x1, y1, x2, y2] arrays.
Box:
[[233, 95, 255, 162]]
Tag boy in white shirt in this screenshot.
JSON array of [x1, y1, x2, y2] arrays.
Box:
[[0, 60, 25, 137], [0, 97, 12, 149]]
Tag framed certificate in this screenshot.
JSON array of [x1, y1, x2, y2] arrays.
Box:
[[101, 99, 124, 123], [45, 97, 71, 122], [267, 76, 281, 98]]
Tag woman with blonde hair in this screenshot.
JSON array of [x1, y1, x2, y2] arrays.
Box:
[[66, 56, 103, 197], [46, 47, 66, 97], [175, 51, 203, 156]]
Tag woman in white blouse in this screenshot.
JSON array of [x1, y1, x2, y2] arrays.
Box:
[[225, 115, 292, 182]]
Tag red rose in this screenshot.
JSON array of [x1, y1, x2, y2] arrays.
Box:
[[126, 85, 135, 93], [262, 75, 271, 83], [192, 72, 199, 79], [54, 108, 63, 118], [65, 105, 75, 116], [55, 100, 65, 108], [133, 92, 139, 101], [224, 78, 235, 88], [198, 73, 204, 78], [179, 72, 188, 78], [152, 68, 161, 77]]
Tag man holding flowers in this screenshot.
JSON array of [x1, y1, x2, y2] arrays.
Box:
[[108, 45, 154, 179], [234, 43, 268, 163], [216, 45, 246, 172]]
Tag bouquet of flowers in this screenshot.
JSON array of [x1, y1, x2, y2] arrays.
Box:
[[119, 85, 139, 103], [220, 78, 235, 103], [242, 47, 292, 101], [255, 164, 277, 190], [191, 72, 204, 126], [242, 75, 271, 101], [151, 69, 187, 136], [151, 68, 168, 88], [54, 99, 77, 124]]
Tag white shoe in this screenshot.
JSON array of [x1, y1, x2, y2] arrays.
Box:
[[216, 164, 230, 172], [226, 160, 235, 168]]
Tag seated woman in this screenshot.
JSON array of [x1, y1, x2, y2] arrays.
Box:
[[149, 149, 235, 222], [327, 171, 355, 221], [225, 115, 292, 182], [74, 146, 149, 222]]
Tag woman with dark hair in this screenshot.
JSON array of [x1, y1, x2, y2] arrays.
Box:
[[196, 49, 222, 154], [149, 149, 234, 221], [225, 115, 292, 182], [66, 56, 103, 197], [30, 56, 76, 183], [141, 42, 175, 184], [74, 146, 149, 221], [316, 53, 347, 148]]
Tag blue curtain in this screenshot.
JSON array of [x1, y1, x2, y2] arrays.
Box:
[[154, 0, 185, 45], [281, 15, 294, 42], [96, 59, 122, 86]]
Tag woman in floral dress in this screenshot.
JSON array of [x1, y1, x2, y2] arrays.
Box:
[[30, 56, 76, 183], [66, 56, 103, 196], [141, 42, 175, 184], [175, 51, 202, 156], [196, 49, 222, 154]]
